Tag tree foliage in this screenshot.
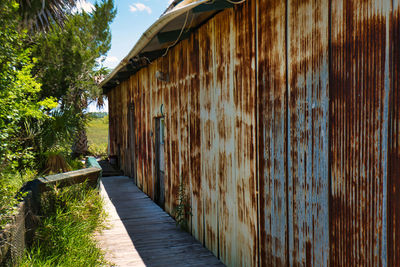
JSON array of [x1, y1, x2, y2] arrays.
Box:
[[0, 0, 115, 229], [0, 1, 57, 173], [34, 0, 115, 111], [33, 0, 115, 156], [0, 0, 115, 175]]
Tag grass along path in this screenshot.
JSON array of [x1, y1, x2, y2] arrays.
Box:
[[21, 183, 109, 266], [87, 116, 108, 157]]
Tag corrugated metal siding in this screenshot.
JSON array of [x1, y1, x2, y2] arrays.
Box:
[[330, 0, 393, 265], [257, 0, 287, 266], [106, 0, 400, 265], [107, 4, 257, 265], [215, 8, 237, 267], [389, 1, 400, 266], [287, 0, 330, 266], [234, 1, 258, 266]]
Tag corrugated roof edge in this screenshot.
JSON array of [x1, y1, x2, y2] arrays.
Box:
[[100, 0, 209, 89]]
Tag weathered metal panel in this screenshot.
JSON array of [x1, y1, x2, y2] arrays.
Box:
[[138, 73, 145, 190], [389, 1, 400, 265], [233, 1, 258, 266], [160, 55, 172, 214], [104, 1, 400, 266], [330, 0, 391, 265], [215, 8, 237, 267], [187, 31, 203, 244], [179, 40, 191, 231], [145, 67, 152, 196], [115, 84, 122, 160], [199, 18, 218, 255], [148, 63, 158, 200], [120, 80, 129, 174], [167, 42, 181, 214], [287, 0, 330, 266], [257, 0, 287, 265]]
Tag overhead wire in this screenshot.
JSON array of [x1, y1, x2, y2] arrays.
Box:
[[225, 0, 246, 4], [134, 0, 246, 69], [161, 10, 190, 57]]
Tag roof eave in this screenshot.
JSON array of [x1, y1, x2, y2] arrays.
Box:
[[100, 0, 209, 89]]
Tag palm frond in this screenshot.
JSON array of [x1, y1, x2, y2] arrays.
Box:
[[18, 0, 78, 31]]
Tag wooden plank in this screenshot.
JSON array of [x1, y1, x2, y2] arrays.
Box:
[[97, 176, 224, 267]]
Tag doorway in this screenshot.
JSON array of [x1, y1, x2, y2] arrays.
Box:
[[154, 117, 165, 208], [128, 103, 137, 183]]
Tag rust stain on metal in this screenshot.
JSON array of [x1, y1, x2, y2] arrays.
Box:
[[389, 1, 400, 266], [287, 0, 330, 266], [257, 0, 287, 265], [234, 1, 258, 266], [330, 0, 392, 265], [105, 0, 399, 265]]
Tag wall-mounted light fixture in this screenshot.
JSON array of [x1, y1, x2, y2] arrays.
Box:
[[156, 71, 169, 82]]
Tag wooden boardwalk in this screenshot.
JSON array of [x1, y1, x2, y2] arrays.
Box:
[[96, 176, 224, 267]]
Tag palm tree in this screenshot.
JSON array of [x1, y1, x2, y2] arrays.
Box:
[[18, 0, 79, 31]]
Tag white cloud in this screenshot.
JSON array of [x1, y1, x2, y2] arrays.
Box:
[[129, 3, 152, 14], [104, 56, 119, 64], [168, 0, 174, 4], [73, 0, 95, 14], [97, 55, 119, 69]]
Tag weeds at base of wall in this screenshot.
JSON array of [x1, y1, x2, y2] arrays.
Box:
[[19, 182, 109, 267], [172, 181, 192, 233]]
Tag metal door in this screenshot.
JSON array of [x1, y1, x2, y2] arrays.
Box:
[[154, 117, 165, 207]]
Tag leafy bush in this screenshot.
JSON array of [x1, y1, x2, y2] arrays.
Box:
[[21, 182, 108, 266], [0, 170, 36, 228], [172, 181, 192, 232], [88, 143, 108, 158]]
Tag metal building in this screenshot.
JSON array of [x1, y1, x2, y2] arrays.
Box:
[[100, 0, 400, 265]]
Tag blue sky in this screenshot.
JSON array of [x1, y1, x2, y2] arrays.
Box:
[[85, 0, 173, 112]]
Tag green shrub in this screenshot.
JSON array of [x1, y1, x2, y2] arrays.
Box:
[[0, 169, 36, 228], [88, 143, 108, 158], [21, 182, 108, 267]]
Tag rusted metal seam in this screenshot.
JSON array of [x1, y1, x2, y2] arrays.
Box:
[[254, 0, 260, 266], [381, 1, 392, 265], [328, 0, 332, 265], [229, 11, 237, 264], [388, 1, 395, 265], [285, 0, 290, 266], [211, 19, 220, 260]]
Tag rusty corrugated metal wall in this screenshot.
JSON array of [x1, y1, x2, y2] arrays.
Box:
[[107, 0, 400, 265], [389, 2, 400, 266], [257, 0, 329, 265], [257, 0, 288, 265], [330, 0, 399, 266], [108, 2, 258, 265]]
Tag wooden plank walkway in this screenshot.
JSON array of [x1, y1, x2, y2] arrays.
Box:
[[96, 176, 224, 267]]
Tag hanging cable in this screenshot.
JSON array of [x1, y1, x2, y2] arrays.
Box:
[[161, 10, 190, 57], [225, 0, 246, 4]]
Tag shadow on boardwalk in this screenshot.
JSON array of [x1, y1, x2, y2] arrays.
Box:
[[96, 176, 225, 267]]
